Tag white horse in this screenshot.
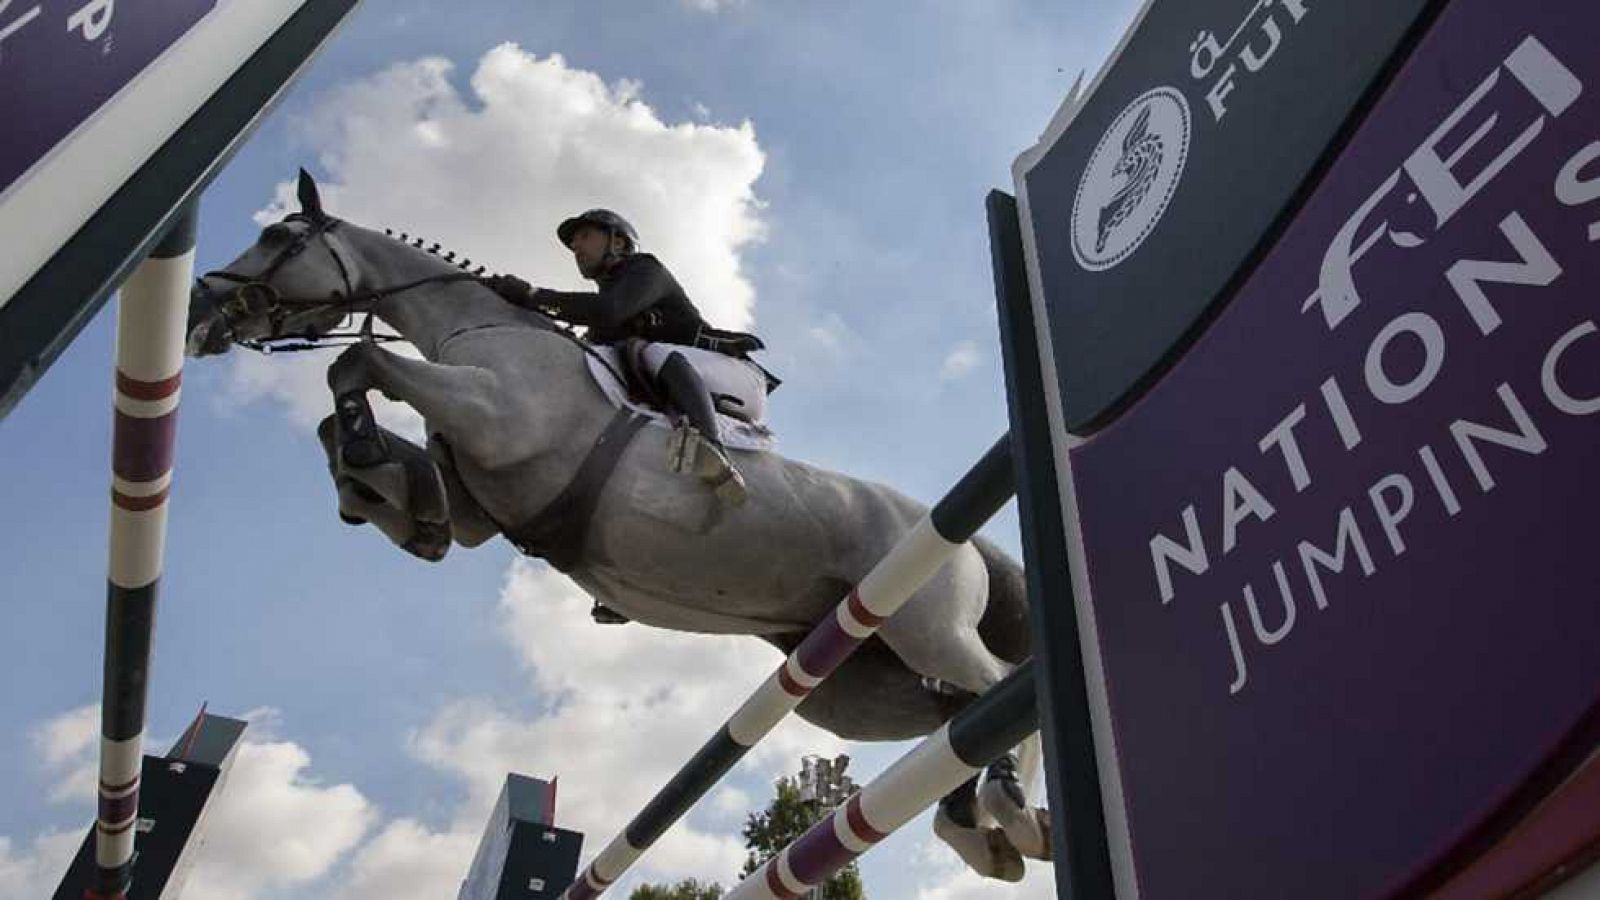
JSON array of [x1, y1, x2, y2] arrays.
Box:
[[186, 171, 1050, 878]]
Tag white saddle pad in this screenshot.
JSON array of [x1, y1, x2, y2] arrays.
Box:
[[584, 345, 776, 453]]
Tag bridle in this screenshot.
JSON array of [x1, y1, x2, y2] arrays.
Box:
[[194, 212, 480, 353], [193, 211, 632, 391]]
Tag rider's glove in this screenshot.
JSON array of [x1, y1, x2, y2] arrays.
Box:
[[484, 273, 535, 304]]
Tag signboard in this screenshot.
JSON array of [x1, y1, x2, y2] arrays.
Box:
[[0, 0, 359, 417], [1014, 0, 1435, 433], [0, 0, 217, 197], [1005, 0, 1600, 896]]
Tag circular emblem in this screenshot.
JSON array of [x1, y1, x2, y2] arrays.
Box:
[[1070, 86, 1191, 272]]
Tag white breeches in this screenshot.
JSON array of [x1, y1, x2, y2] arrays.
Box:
[[638, 342, 769, 424]]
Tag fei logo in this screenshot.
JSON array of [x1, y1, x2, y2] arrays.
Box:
[[1070, 86, 1191, 272]]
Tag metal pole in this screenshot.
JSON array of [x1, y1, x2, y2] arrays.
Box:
[[93, 206, 198, 899]]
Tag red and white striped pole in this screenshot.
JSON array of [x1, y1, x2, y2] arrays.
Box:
[[727, 661, 1038, 900], [94, 208, 198, 900]]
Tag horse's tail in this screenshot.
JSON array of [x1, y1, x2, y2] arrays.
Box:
[[974, 535, 1031, 665]]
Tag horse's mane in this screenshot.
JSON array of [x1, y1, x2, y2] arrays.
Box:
[[377, 225, 489, 278]]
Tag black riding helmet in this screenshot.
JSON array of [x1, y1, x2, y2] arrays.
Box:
[[556, 209, 640, 251]]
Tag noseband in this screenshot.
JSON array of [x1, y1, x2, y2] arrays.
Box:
[[196, 212, 479, 352]]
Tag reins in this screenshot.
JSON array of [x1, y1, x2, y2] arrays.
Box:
[[197, 213, 488, 353], [197, 213, 636, 390]]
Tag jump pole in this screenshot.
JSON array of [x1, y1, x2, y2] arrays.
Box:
[[562, 435, 1018, 900], [726, 660, 1039, 900], [92, 208, 199, 900]]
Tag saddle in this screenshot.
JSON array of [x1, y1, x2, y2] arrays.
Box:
[[583, 342, 777, 453], [612, 337, 776, 423]]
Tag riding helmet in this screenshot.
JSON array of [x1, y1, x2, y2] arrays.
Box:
[[557, 209, 640, 250]]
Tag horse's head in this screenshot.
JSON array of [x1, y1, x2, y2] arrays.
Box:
[[187, 170, 362, 357]]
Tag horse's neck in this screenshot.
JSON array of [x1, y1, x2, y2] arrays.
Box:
[[342, 226, 526, 361], [338, 227, 619, 500]]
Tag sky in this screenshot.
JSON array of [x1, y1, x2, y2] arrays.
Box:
[[0, 1, 1137, 897]]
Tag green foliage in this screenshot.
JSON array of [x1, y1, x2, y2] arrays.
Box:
[[627, 877, 724, 900], [629, 774, 867, 900], [739, 777, 866, 900]]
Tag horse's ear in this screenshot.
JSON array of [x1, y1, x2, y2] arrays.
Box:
[[297, 168, 326, 220]]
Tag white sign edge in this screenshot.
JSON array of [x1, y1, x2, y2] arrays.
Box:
[[0, 0, 311, 309], [1008, 1, 1161, 896]]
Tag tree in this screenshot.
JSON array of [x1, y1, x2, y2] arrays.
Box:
[[628, 878, 724, 900], [627, 774, 866, 899], [740, 776, 866, 900]]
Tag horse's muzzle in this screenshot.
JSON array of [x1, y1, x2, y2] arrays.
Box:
[[185, 309, 233, 358]]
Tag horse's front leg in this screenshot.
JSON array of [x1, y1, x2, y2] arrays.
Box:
[[326, 342, 512, 468]]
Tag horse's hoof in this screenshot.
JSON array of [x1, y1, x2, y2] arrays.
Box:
[[980, 780, 1052, 861], [933, 807, 1025, 883]]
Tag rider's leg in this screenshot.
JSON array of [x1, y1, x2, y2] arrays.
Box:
[[657, 351, 748, 504], [659, 351, 723, 452]]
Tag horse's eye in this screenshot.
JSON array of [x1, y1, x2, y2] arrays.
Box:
[[260, 224, 294, 245]]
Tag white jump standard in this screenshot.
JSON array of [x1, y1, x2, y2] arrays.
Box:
[[95, 212, 197, 900]]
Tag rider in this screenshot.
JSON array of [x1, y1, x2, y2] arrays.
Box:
[[485, 209, 764, 505]]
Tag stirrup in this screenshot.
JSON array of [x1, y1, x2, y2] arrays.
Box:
[[695, 441, 748, 507], [667, 421, 698, 474]]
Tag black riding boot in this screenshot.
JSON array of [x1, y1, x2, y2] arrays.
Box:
[[658, 351, 748, 505]]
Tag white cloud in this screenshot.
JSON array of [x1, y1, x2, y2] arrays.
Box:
[[711, 786, 753, 817], [182, 737, 377, 899], [32, 703, 98, 805], [912, 835, 1059, 900], [403, 560, 845, 885], [331, 819, 479, 900], [803, 312, 856, 361], [0, 830, 82, 899], [681, 0, 745, 11], [939, 341, 981, 382], [33, 704, 97, 767], [223, 46, 767, 433], [5, 705, 376, 900]]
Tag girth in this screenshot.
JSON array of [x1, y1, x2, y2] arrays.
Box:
[[502, 407, 649, 571]]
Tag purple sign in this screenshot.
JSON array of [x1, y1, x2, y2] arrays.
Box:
[[0, 0, 217, 197], [1067, 1, 1600, 897]]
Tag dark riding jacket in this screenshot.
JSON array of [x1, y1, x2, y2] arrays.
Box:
[[531, 253, 706, 347], [494, 252, 767, 362]]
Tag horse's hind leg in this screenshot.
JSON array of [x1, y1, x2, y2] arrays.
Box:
[[875, 547, 1012, 696], [933, 775, 1025, 882], [979, 733, 1052, 861]]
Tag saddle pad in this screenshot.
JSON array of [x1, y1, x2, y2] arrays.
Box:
[[584, 346, 776, 453]]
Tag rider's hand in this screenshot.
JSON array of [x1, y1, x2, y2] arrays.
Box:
[[484, 273, 535, 304]]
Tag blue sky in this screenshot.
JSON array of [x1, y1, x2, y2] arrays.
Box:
[[1, 1, 1134, 896]]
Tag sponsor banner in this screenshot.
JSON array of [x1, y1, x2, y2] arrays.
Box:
[[1016, 0, 1433, 432], [1065, 1, 1600, 897], [0, 0, 217, 198]]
